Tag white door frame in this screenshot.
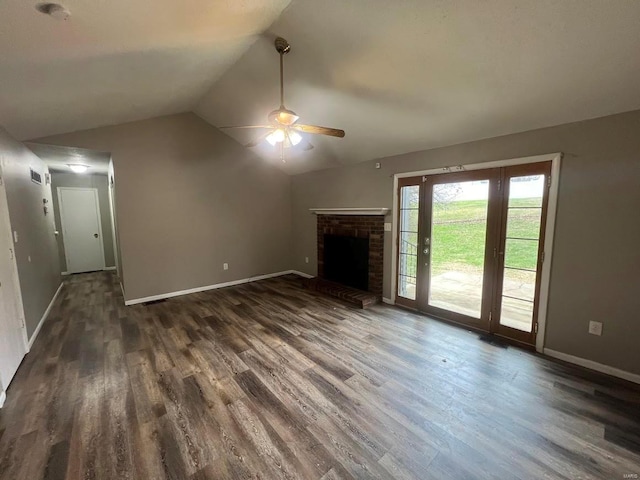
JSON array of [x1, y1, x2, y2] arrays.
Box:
[[391, 152, 562, 353], [57, 186, 106, 273], [0, 166, 29, 396]]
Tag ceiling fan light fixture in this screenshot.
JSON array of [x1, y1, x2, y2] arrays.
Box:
[[266, 129, 286, 146], [220, 37, 344, 160], [288, 130, 302, 146]]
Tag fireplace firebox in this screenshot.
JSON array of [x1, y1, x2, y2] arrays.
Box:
[[317, 214, 384, 297], [323, 234, 369, 291]]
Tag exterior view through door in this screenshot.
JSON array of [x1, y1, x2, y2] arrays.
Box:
[[58, 187, 105, 274], [396, 161, 552, 346]]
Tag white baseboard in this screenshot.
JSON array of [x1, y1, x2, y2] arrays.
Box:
[[124, 270, 311, 306], [382, 297, 395, 305], [289, 270, 314, 279], [61, 271, 69, 276], [544, 348, 640, 385], [27, 282, 64, 351], [0, 390, 6, 409]]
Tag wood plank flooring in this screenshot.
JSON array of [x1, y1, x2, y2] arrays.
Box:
[[1, 271, 639, 479]]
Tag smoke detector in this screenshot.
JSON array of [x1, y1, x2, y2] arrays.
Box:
[[36, 3, 71, 20]]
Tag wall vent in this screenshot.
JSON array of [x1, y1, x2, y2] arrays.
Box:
[[30, 168, 42, 185]]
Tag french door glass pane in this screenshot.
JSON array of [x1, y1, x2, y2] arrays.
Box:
[[429, 180, 489, 318], [499, 175, 545, 332], [508, 176, 544, 207], [398, 185, 419, 300], [500, 297, 535, 331], [505, 208, 542, 239], [504, 238, 539, 270], [502, 268, 536, 302]]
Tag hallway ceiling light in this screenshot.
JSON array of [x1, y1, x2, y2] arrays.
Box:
[[67, 164, 89, 173]]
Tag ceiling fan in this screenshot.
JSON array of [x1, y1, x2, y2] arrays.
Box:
[[219, 37, 345, 162]]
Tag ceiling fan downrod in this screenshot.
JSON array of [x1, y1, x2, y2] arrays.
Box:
[[274, 37, 291, 109]]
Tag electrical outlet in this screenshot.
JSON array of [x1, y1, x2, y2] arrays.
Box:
[[588, 321, 603, 336], [305, 257, 309, 264], [223, 263, 229, 271]]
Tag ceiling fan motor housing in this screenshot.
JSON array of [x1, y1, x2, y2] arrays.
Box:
[[269, 108, 299, 126]]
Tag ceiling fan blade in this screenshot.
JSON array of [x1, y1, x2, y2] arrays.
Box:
[[290, 124, 345, 138], [245, 131, 273, 148], [218, 125, 273, 130]]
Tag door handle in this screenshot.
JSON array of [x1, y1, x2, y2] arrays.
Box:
[[94, 233, 99, 238]]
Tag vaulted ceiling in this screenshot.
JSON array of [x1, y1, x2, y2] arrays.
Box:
[[3, 0, 640, 174], [0, 0, 291, 140]]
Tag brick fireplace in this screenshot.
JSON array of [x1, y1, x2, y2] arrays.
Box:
[[317, 214, 384, 298]]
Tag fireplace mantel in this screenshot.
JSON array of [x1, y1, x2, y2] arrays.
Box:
[[310, 207, 390, 216]]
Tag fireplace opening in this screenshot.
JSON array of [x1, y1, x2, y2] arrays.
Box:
[[323, 234, 369, 291]]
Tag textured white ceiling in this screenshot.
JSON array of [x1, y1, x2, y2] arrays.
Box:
[[0, 0, 291, 140], [27, 143, 111, 174], [197, 0, 640, 174], [3, 1, 640, 175]]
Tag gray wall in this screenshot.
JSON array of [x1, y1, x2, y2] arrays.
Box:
[[50, 173, 115, 271], [36, 113, 292, 302], [290, 110, 640, 375], [0, 128, 61, 338]]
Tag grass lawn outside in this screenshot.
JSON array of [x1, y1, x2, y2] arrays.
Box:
[[401, 198, 543, 279]]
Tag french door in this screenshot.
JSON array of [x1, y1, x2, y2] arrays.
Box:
[[396, 162, 551, 346]]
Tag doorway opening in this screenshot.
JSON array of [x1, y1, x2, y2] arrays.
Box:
[[26, 143, 120, 277], [393, 154, 561, 350]]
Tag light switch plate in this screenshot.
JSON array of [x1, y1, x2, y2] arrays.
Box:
[[223, 263, 229, 271], [588, 321, 603, 336], [384, 222, 392, 232]]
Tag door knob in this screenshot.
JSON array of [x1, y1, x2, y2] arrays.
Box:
[[94, 233, 99, 238]]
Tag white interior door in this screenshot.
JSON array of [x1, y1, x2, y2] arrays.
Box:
[[0, 180, 27, 394], [58, 187, 105, 274]]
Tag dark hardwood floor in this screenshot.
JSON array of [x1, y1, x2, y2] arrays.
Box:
[[1, 272, 639, 479]]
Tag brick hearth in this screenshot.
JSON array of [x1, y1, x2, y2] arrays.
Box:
[[317, 215, 384, 297]]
